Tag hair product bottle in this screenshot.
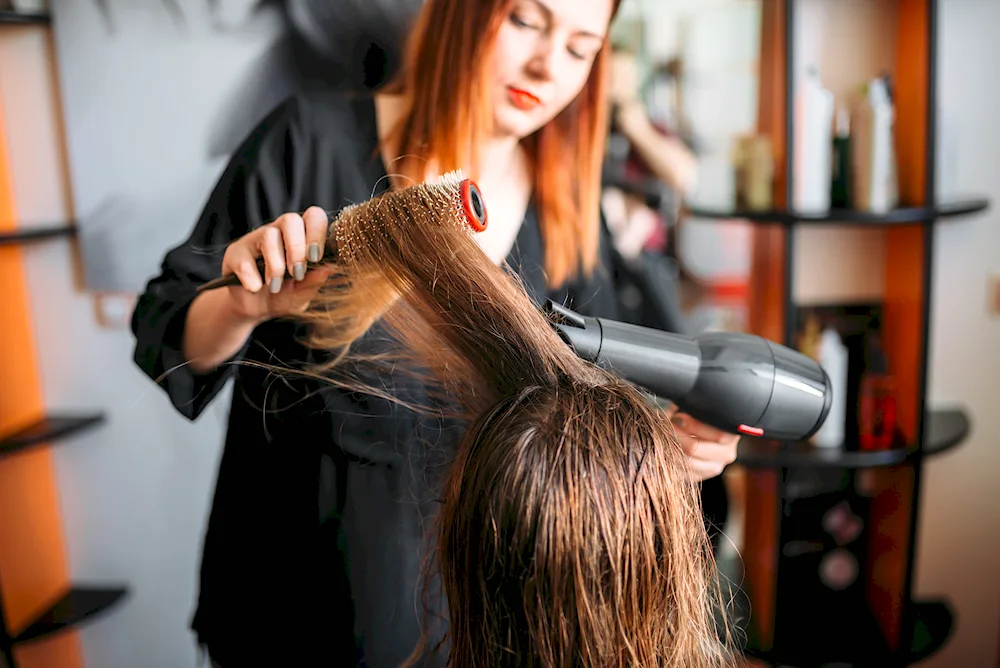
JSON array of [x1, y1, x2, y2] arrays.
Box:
[[830, 108, 852, 209], [852, 75, 898, 214], [859, 335, 898, 450], [794, 66, 835, 214], [811, 327, 848, 448]]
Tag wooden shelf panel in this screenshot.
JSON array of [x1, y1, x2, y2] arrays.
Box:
[[686, 197, 989, 226], [735, 408, 970, 469], [12, 586, 128, 645], [0, 413, 105, 460], [0, 10, 50, 25], [0, 225, 76, 245]]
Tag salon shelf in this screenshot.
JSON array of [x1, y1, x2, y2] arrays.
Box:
[[10, 586, 128, 645], [922, 408, 970, 458], [734, 408, 969, 469], [719, 554, 954, 666], [0, 225, 76, 245], [684, 197, 990, 226], [741, 600, 954, 666], [0, 413, 106, 460], [0, 10, 51, 25]]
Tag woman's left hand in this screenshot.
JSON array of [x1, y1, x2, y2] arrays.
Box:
[[670, 412, 741, 481]]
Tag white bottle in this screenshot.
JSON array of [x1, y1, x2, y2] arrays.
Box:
[[794, 66, 835, 214], [852, 77, 898, 214], [812, 327, 848, 448]]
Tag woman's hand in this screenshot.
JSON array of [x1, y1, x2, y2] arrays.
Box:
[[669, 411, 741, 481], [221, 206, 334, 324]]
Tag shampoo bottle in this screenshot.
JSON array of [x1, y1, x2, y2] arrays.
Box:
[[852, 76, 898, 214], [794, 67, 835, 214], [811, 327, 848, 448]]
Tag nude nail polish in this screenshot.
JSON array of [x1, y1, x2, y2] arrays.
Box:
[[270, 276, 283, 293], [294, 262, 306, 281], [308, 243, 321, 263]]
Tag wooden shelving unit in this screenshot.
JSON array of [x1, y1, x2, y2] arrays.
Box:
[[1, 581, 128, 667], [0, 8, 129, 668], [0, 225, 76, 245], [692, 1, 991, 665], [735, 408, 970, 470], [0, 414, 105, 460], [687, 198, 989, 226], [0, 10, 51, 26], [0, 245, 128, 668]]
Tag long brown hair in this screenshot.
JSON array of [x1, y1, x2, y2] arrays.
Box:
[[381, 0, 622, 289], [293, 173, 741, 667]]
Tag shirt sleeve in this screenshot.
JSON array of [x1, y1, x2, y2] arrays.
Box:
[[130, 95, 315, 421]]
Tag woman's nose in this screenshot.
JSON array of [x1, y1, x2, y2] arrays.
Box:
[[525, 37, 557, 80]]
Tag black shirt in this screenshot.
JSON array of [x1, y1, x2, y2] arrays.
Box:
[[131, 88, 625, 667]]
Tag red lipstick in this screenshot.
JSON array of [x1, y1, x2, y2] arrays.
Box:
[[508, 87, 541, 111]]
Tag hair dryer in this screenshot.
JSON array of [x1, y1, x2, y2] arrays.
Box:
[[544, 301, 832, 442]]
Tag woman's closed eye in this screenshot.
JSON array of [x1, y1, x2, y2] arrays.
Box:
[[510, 12, 541, 30]]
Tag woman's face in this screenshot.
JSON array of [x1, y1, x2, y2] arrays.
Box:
[[491, 0, 614, 140]]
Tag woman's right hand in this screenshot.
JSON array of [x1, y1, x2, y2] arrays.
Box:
[[221, 206, 334, 324]]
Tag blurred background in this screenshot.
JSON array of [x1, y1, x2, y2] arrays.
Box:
[[0, 0, 997, 666]]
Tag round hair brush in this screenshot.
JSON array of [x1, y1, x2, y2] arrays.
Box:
[[197, 171, 488, 292]]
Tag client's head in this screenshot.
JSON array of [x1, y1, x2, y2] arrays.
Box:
[[297, 172, 738, 667], [440, 377, 725, 667]]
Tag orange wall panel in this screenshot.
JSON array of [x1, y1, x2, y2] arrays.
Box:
[[0, 54, 85, 668]]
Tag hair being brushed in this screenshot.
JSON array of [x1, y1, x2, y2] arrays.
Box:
[[290, 171, 742, 667]]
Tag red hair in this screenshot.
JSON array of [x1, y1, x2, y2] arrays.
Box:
[[384, 0, 621, 288]]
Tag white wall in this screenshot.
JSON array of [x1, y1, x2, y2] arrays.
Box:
[[0, 26, 230, 668], [48, 0, 292, 293], [915, 1, 1000, 665]]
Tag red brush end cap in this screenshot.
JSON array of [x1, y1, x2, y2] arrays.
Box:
[[460, 179, 488, 232]]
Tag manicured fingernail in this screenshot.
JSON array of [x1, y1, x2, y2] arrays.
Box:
[[269, 276, 283, 293], [308, 243, 321, 263], [293, 262, 306, 281]]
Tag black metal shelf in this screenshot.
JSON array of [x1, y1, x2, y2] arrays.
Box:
[[718, 554, 954, 667], [735, 408, 969, 469], [0, 10, 50, 25], [0, 225, 76, 246], [10, 586, 127, 645], [0, 413, 106, 460], [741, 599, 954, 667], [685, 197, 989, 226]]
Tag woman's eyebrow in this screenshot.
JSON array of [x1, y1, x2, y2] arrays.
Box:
[[525, 0, 607, 40]]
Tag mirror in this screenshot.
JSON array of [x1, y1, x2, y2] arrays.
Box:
[[606, 0, 763, 334]]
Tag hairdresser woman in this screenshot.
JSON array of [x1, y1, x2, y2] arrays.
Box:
[[131, 0, 739, 665]]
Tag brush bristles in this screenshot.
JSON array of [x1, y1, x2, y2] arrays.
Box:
[[333, 170, 475, 264]]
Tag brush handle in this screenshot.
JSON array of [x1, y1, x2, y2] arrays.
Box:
[[197, 257, 331, 293], [197, 265, 260, 293]]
